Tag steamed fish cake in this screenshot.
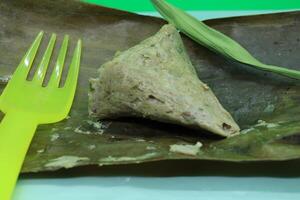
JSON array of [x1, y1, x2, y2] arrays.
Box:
[[89, 24, 240, 137]]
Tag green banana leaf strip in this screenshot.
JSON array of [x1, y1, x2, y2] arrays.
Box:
[[151, 0, 300, 80], [0, 0, 299, 173]]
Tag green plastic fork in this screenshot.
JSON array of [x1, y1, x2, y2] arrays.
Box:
[[0, 32, 82, 200]]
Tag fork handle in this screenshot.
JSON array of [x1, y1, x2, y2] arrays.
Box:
[[0, 112, 37, 200]]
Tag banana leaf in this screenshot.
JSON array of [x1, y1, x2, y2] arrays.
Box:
[[0, 0, 299, 173]]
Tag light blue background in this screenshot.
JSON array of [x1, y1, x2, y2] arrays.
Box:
[[14, 10, 300, 200], [15, 176, 300, 200], [15, 159, 300, 200]]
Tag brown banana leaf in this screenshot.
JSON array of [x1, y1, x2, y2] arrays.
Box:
[[0, 0, 299, 173]]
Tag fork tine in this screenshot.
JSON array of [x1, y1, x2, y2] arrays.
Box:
[[48, 35, 69, 87], [63, 39, 81, 90], [12, 31, 44, 81], [32, 34, 56, 85]]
